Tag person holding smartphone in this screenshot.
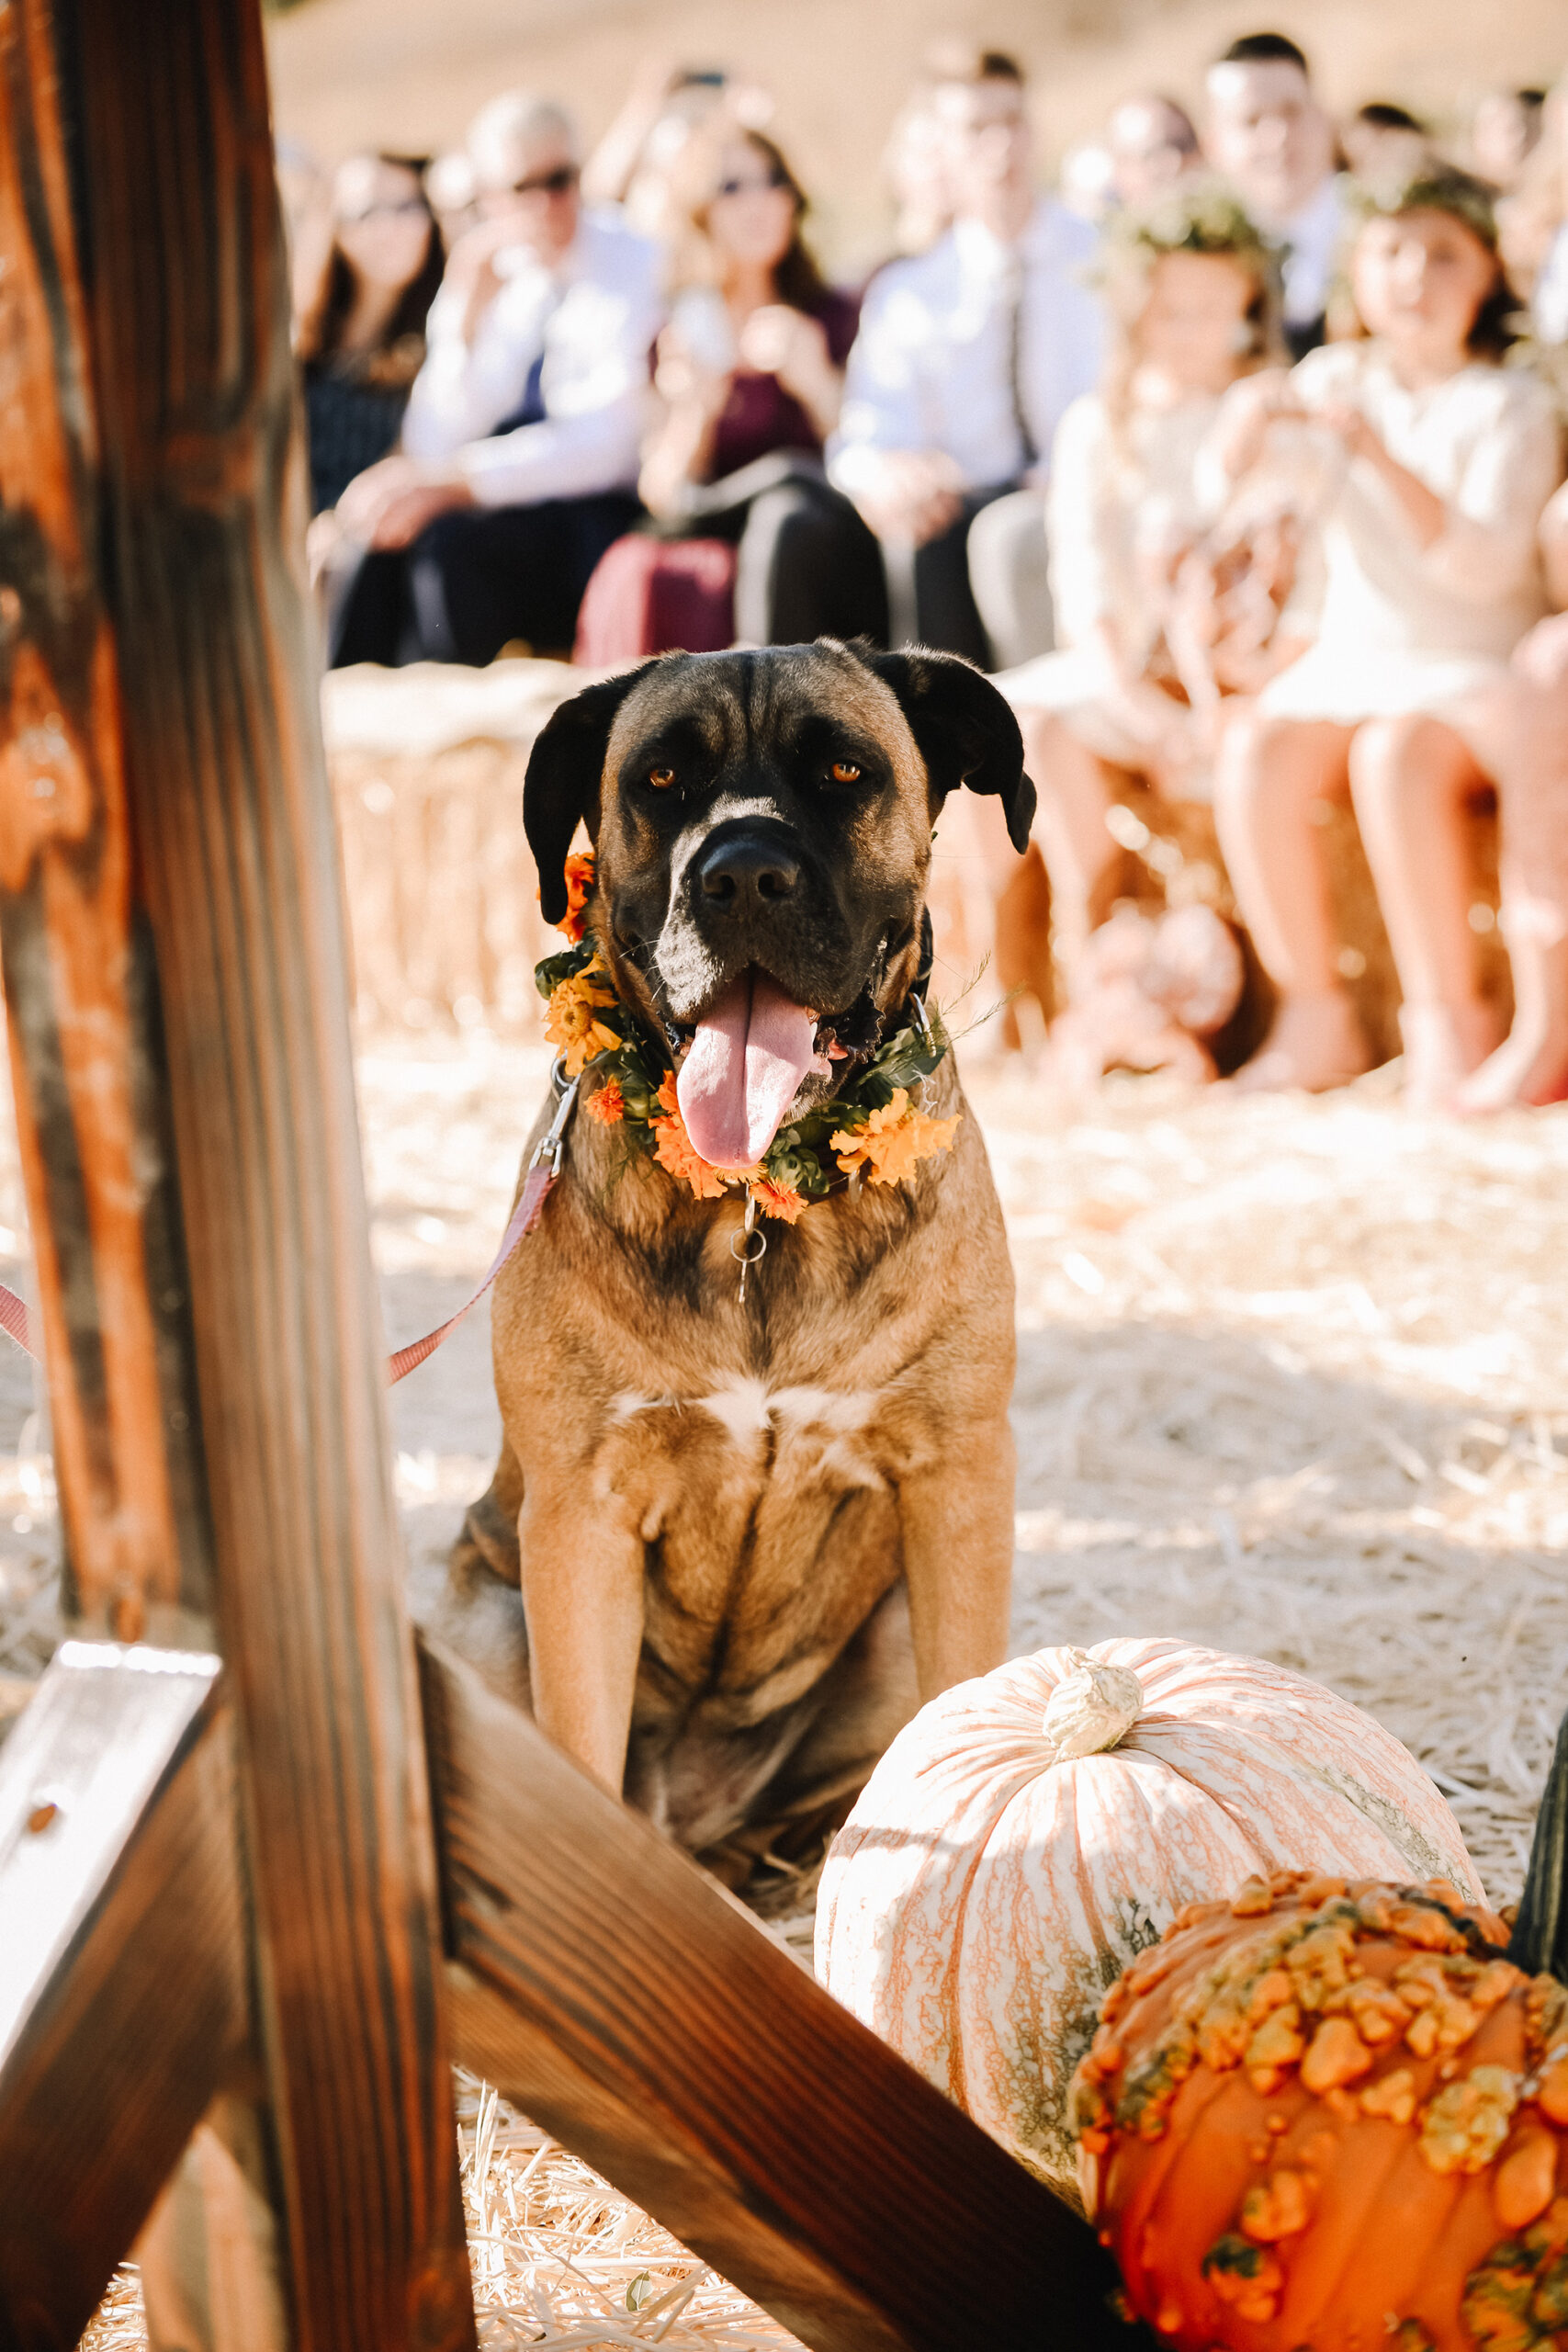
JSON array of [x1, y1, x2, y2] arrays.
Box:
[[576, 120, 886, 658]]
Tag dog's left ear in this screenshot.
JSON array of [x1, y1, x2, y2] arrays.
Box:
[[525, 662, 661, 922], [861, 648, 1036, 852]]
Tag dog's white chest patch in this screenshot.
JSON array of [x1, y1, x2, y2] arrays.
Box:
[[694, 1377, 880, 1446], [609, 1378, 881, 1448]]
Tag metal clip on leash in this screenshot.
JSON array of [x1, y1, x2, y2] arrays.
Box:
[[731, 1191, 767, 1304], [532, 1056, 580, 1179]]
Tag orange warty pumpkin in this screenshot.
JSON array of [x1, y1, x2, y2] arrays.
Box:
[[1068, 1871, 1568, 2350]]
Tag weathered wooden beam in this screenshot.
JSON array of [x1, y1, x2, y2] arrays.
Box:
[[0, 0, 477, 2341], [0, 1644, 243, 2350], [0, 0, 210, 1642], [422, 1634, 1145, 2352]]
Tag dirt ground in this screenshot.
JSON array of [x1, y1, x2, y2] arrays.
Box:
[[6, 1034, 1565, 1889], [22, 1027, 1568, 2346], [371, 1034, 1568, 1908]]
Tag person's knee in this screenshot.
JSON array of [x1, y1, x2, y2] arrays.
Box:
[[1019, 708, 1087, 792], [740, 484, 874, 642], [1214, 708, 1306, 812], [1515, 611, 1568, 693], [1016, 705, 1062, 762], [1349, 716, 1464, 808], [743, 483, 825, 560]]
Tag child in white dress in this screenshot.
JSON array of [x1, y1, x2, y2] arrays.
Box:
[[1213, 166, 1562, 1102], [988, 187, 1308, 978]]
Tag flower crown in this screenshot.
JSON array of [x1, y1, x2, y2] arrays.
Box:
[[537, 852, 959, 1223]]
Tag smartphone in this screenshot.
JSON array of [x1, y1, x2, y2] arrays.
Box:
[[672, 286, 737, 375]]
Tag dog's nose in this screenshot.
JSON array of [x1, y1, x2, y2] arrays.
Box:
[[697, 834, 801, 910]]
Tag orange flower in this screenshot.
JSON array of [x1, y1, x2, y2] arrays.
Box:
[[749, 1176, 807, 1224], [552, 849, 597, 944], [649, 1070, 731, 1198], [651, 1113, 732, 1199], [545, 956, 621, 1077], [584, 1077, 625, 1125], [831, 1088, 961, 1187]]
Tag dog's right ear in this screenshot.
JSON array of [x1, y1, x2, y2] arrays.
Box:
[[525, 663, 661, 923]]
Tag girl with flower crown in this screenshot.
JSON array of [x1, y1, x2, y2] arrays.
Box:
[[977, 185, 1307, 1015], [1212, 165, 1563, 1103]]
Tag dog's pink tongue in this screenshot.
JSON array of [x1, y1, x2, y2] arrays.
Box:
[[676, 971, 817, 1168]]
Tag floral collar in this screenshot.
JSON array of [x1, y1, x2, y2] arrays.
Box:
[[537, 853, 960, 1224]]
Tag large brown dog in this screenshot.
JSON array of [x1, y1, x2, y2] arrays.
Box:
[[429, 640, 1033, 1877]]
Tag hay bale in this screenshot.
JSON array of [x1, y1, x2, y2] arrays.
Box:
[[333, 740, 550, 1035], [323, 660, 584, 1038], [1098, 786, 1510, 1071]]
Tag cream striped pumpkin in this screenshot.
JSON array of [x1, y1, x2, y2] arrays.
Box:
[[814, 1638, 1482, 2205]]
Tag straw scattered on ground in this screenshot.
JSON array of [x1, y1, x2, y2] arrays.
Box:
[[79, 2075, 806, 2352], [10, 1032, 1565, 2346]]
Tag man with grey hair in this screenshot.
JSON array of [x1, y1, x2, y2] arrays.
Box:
[[330, 92, 661, 664]]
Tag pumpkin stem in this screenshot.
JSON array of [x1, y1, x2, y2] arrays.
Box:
[[1506, 1707, 1568, 1984], [1042, 1653, 1145, 1762]]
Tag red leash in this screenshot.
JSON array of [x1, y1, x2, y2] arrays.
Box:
[[0, 1074, 581, 1390]]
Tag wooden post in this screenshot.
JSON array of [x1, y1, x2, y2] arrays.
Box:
[[0, 2, 476, 2343]]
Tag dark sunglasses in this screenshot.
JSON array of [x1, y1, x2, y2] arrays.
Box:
[[716, 170, 790, 198], [341, 198, 429, 223], [507, 164, 580, 198]]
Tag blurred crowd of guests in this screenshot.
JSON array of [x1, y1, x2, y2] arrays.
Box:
[[284, 36, 1568, 1111]]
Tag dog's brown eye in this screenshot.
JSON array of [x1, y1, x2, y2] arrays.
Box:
[[829, 760, 862, 784], [647, 764, 676, 790]]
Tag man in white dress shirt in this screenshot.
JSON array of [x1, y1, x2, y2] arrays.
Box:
[[828, 50, 1102, 667], [1203, 33, 1343, 361], [329, 94, 662, 666]]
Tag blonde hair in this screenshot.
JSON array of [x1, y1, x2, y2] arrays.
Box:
[[1093, 183, 1283, 444]]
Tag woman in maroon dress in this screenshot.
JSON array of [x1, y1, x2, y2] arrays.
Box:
[[574, 125, 887, 659]]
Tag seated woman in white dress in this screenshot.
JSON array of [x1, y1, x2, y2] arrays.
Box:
[[989, 187, 1309, 977], [1458, 482, 1568, 1110], [1212, 166, 1563, 1102]]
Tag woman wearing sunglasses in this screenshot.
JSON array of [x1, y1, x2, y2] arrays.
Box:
[[295, 153, 445, 516], [575, 120, 887, 660]]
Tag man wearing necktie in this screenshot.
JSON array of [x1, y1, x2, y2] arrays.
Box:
[[1202, 32, 1344, 362], [829, 48, 1102, 668]]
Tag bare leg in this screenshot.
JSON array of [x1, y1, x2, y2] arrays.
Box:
[[1018, 708, 1126, 969], [1458, 626, 1568, 1111], [1348, 715, 1500, 1109], [1213, 707, 1369, 1089]]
